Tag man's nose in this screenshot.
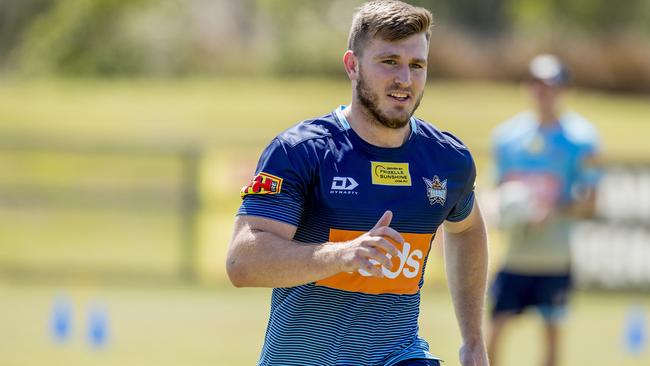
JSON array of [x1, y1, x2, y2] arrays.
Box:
[[394, 65, 412, 87]]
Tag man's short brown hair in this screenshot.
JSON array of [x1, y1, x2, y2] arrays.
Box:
[[348, 0, 433, 56]]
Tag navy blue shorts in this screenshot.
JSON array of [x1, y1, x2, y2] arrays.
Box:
[[490, 270, 572, 321], [392, 359, 440, 366]]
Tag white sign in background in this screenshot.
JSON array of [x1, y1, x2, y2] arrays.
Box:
[[572, 167, 650, 289]]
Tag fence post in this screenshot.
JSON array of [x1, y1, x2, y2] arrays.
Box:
[[180, 148, 200, 282]]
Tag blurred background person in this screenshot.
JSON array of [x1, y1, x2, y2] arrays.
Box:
[[487, 54, 604, 366]]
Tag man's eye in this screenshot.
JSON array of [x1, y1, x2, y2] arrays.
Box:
[[410, 63, 423, 69], [382, 60, 397, 65]]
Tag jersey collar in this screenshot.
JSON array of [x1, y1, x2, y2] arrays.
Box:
[[334, 105, 418, 134]]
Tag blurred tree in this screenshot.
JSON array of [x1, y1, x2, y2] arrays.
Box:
[[550, 0, 649, 32], [0, 0, 648, 91], [13, 0, 149, 76], [441, 0, 512, 34], [253, 0, 354, 75], [0, 0, 54, 69], [409, 0, 512, 34]]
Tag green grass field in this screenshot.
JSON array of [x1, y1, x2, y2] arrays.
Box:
[[1, 281, 649, 366], [1, 77, 649, 365]]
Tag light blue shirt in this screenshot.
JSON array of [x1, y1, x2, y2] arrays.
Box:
[[493, 111, 602, 273]]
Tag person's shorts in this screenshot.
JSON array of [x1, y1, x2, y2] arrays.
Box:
[[490, 270, 572, 322], [392, 359, 440, 366]]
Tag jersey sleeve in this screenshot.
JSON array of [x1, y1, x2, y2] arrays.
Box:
[[490, 112, 533, 185], [560, 112, 604, 190], [446, 152, 477, 222], [491, 129, 505, 185], [575, 136, 603, 189], [237, 138, 310, 227]]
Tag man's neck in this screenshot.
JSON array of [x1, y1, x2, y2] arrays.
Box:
[[537, 108, 560, 126], [343, 103, 411, 148]]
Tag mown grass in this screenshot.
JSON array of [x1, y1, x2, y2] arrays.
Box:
[[0, 281, 648, 366], [2, 77, 649, 158]]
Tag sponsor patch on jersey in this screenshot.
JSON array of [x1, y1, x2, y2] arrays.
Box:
[[371, 162, 411, 186], [316, 229, 434, 295], [330, 176, 359, 195], [240, 172, 283, 198], [423, 175, 447, 206]]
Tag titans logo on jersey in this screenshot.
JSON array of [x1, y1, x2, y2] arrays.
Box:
[[237, 106, 476, 366], [423, 175, 448, 206]]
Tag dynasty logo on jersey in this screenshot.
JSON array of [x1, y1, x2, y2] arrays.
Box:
[[371, 162, 412, 186], [241, 172, 283, 198], [316, 229, 433, 295]]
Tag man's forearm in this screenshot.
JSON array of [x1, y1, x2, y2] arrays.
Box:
[[227, 219, 342, 288], [444, 216, 489, 345], [566, 188, 597, 219], [227, 212, 401, 289]]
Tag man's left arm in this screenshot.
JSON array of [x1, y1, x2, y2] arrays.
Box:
[[443, 200, 490, 366], [566, 152, 602, 219]]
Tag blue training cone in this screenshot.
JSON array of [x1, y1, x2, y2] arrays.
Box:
[[623, 305, 647, 355], [50, 294, 73, 344], [87, 301, 109, 349]]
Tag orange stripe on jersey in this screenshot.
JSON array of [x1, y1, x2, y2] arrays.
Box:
[[316, 229, 434, 295]]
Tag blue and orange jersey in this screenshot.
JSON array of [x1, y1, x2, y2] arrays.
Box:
[[492, 111, 602, 273], [238, 106, 476, 366]]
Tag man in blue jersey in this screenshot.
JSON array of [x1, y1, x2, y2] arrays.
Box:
[[487, 54, 603, 366], [227, 1, 489, 365]]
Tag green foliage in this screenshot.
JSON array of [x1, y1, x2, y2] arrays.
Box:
[[253, 0, 357, 75], [13, 0, 149, 76], [427, 0, 513, 34], [549, 0, 650, 32], [0, 0, 53, 68], [1, 0, 649, 90]]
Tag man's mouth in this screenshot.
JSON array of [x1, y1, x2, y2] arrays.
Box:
[[387, 91, 410, 102]]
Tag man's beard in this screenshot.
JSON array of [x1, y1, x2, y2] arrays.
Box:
[[356, 68, 423, 129]]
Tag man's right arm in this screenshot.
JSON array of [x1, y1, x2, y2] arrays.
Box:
[[226, 211, 401, 288]]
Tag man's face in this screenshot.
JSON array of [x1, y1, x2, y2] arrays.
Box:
[[354, 33, 428, 129], [529, 79, 563, 113]]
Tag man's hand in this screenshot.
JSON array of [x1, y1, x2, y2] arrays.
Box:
[[460, 341, 490, 366], [333, 210, 402, 278]]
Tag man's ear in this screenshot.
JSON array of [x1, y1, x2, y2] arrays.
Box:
[[343, 50, 359, 81]]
